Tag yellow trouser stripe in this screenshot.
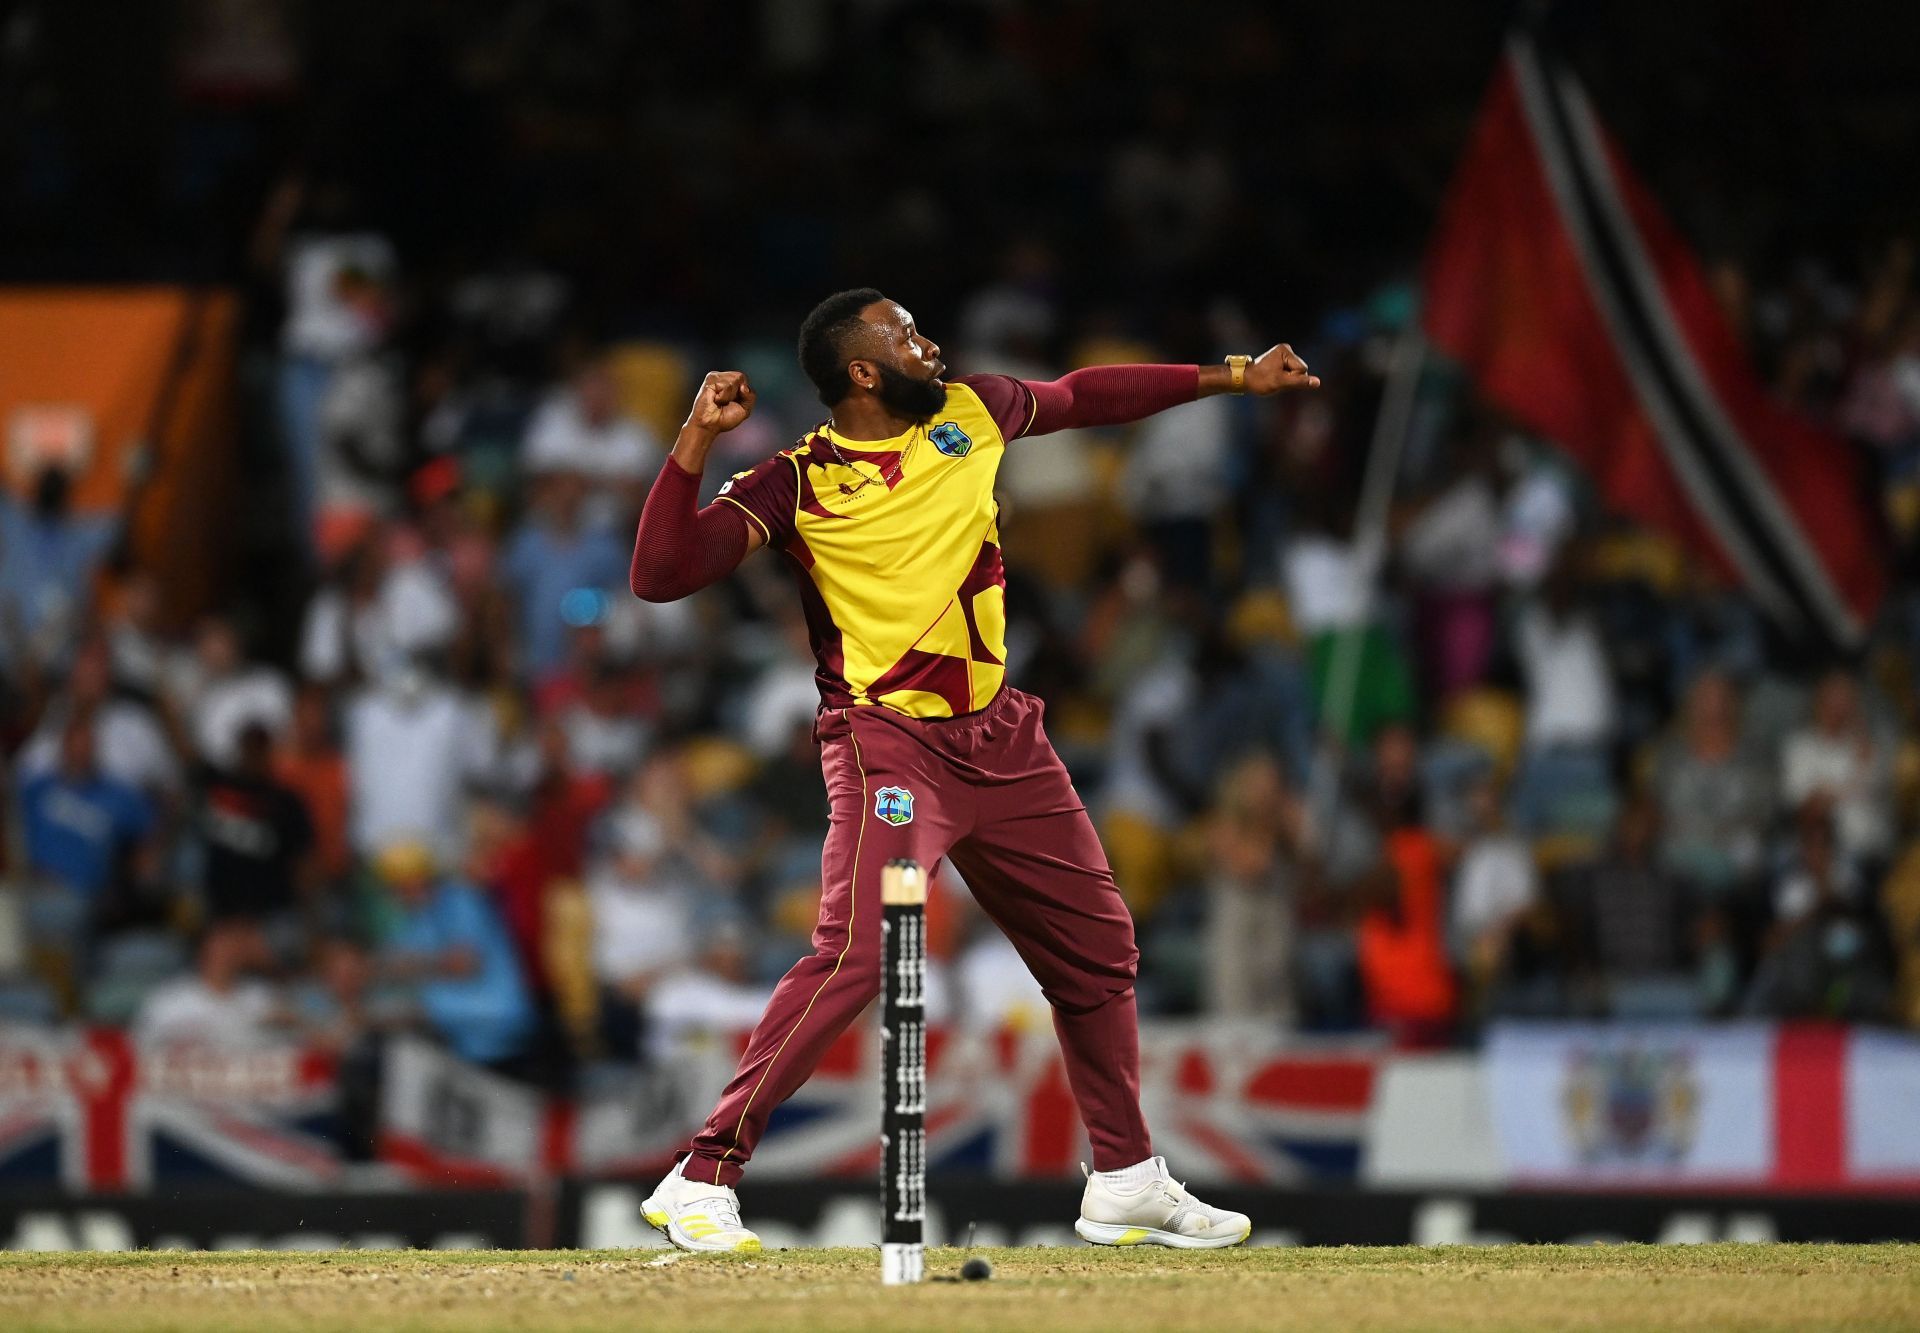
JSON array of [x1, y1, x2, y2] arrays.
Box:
[[714, 711, 869, 1184]]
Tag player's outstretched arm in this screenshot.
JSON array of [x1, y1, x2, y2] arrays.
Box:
[[979, 346, 1320, 439], [629, 371, 766, 603]]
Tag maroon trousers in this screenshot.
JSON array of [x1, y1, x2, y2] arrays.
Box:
[[682, 687, 1150, 1187]]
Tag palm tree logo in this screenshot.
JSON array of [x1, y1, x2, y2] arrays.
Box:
[[874, 786, 915, 826]]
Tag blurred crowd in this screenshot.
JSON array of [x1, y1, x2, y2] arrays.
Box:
[[2, 2, 1919, 1094]]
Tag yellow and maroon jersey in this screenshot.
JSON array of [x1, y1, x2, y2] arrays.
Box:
[[715, 375, 1040, 719]]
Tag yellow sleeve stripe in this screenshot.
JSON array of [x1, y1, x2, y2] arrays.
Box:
[[1019, 382, 1039, 438], [716, 494, 772, 543]]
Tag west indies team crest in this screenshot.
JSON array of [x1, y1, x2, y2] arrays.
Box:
[[928, 421, 972, 457], [874, 786, 916, 825]]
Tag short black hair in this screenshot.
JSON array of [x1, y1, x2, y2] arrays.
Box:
[[798, 287, 887, 407]]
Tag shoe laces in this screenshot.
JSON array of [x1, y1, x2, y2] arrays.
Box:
[[686, 1187, 744, 1231]]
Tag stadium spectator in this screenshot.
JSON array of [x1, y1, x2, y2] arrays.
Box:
[[1511, 558, 1618, 838], [17, 636, 182, 799], [259, 174, 398, 553], [0, 466, 116, 673], [299, 523, 461, 687], [488, 725, 610, 979], [276, 685, 351, 891], [1401, 436, 1504, 701], [1202, 753, 1304, 1024], [1120, 391, 1235, 589], [641, 921, 775, 1061], [195, 720, 315, 926], [101, 570, 174, 699], [19, 718, 155, 907], [1353, 726, 1458, 1044], [1558, 794, 1706, 1019], [288, 934, 380, 1052], [737, 611, 825, 764], [1656, 669, 1776, 898], [344, 664, 485, 863], [1779, 668, 1895, 871], [555, 658, 651, 780], [521, 350, 662, 531], [374, 838, 537, 1070], [173, 616, 294, 770], [1450, 778, 1540, 1005], [133, 920, 282, 1049], [953, 907, 1048, 1033], [1746, 797, 1896, 1021], [500, 474, 628, 677], [583, 752, 736, 1015]]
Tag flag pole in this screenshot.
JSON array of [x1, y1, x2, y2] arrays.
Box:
[[1308, 325, 1426, 831]]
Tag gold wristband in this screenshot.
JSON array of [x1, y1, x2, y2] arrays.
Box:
[[1226, 354, 1251, 394]]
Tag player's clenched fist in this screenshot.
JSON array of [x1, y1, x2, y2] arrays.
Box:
[[684, 370, 757, 435], [1245, 344, 1321, 394]]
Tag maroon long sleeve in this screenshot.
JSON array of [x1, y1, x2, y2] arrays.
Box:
[[1023, 363, 1200, 434], [956, 365, 1200, 440], [628, 457, 750, 602]]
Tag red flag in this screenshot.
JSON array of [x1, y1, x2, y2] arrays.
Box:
[[1423, 34, 1884, 645]]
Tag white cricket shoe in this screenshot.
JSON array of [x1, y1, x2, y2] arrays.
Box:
[[641, 1159, 762, 1253], [1074, 1156, 1252, 1249]]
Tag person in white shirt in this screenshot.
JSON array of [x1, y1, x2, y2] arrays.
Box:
[[1497, 446, 1576, 590], [134, 920, 284, 1049], [267, 177, 399, 553], [1120, 393, 1233, 587], [956, 931, 1050, 1033], [643, 921, 774, 1061], [18, 638, 182, 798], [1779, 669, 1893, 868], [739, 613, 826, 762], [1511, 562, 1619, 837], [588, 769, 717, 1005], [300, 523, 460, 687], [1282, 528, 1368, 637], [1513, 569, 1617, 751], [168, 617, 294, 770], [522, 354, 662, 531], [1451, 779, 1540, 972], [344, 666, 489, 864]]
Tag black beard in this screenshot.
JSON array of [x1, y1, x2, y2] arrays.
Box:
[[874, 365, 946, 422]]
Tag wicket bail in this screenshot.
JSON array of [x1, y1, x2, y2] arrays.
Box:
[[880, 858, 927, 1285]]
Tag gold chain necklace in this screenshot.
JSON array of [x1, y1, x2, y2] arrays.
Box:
[[820, 421, 921, 498]]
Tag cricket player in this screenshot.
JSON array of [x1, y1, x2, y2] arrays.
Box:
[[628, 289, 1319, 1251]]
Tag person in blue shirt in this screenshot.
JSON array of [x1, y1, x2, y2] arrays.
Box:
[[19, 718, 154, 901], [375, 838, 537, 1069], [0, 467, 118, 671], [500, 473, 628, 676]]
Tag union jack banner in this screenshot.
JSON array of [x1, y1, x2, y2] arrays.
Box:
[[0, 1029, 342, 1191], [581, 1023, 1380, 1186]]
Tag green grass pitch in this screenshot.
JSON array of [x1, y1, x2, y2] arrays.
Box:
[[2, 1243, 1916, 1331]]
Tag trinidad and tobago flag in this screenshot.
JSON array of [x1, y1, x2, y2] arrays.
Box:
[[1423, 30, 1885, 647]]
